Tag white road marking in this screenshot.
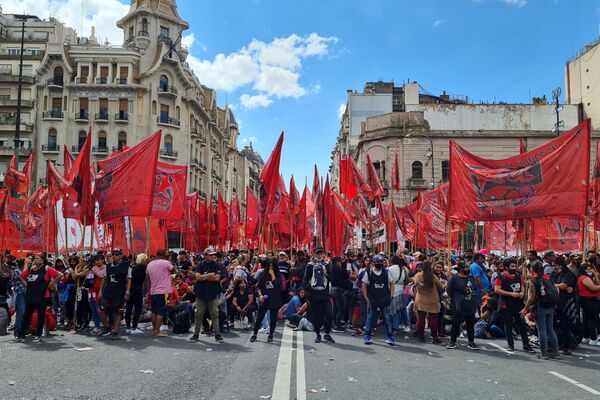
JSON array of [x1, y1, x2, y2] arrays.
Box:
[[272, 325, 294, 400], [548, 371, 600, 395], [488, 342, 514, 355], [296, 330, 306, 400]]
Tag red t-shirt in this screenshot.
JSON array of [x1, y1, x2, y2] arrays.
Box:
[[176, 282, 190, 297], [21, 266, 60, 298], [578, 275, 599, 298]]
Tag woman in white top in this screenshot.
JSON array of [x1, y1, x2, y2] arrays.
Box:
[[388, 255, 411, 333]]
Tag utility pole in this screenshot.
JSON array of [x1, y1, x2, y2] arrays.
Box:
[[14, 15, 27, 163], [552, 87, 564, 135]]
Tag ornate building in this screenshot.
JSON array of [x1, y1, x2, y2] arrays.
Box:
[[0, 0, 263, 205]]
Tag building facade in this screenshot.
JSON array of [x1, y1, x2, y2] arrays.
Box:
[[566, 34, 599, 128], [0, 0, 262, 205], [331, 81, 591, 207]]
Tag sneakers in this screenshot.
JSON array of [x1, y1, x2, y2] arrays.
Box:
[[537, 352, 549, 360], [467, 342, 479, 351], [258, 327, 269, 334], [111, 332, 119, 340], [364, 335, 373, 345], [386, 336, 395, 346], [31, 336, 42, 344], [323, 334, 335, 344], [215, 334, 224, 343], [12, 336, 25, 343], [550, 352, 564, 360], [267, 335, 273, 343], [352, 328, 363, 337], [332, 326, 344, 333], [446, 342, 457, 349], [250, 335, 257, 342], [403, 326, 411, 333], [589, 339, 599, 346], [314, 334, 322, 343], [523, 345, 536, 354], [431, 337, 442, 345], [507, 344, 515, 351], [582, 337, 591, 344], [101, 329, 112, 338], [189, 334, 199, 342], [131, 329, 144, 335], [126, 329, 132, 335], [563, 349, 573, 356]]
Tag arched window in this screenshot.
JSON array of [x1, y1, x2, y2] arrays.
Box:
[[53, 66, 63, 85], [118, 131, 127, 149], [78, 130, 87, 149], [159, 74, 168, 91], [48, 128, 57, 148], [152, 100, 157, 115], [411, 161, 423, 179], [141, 18, 148, 34], [175, 105, 180, 120], [98, 131, 107, 149], [164, 134, 173, 153]]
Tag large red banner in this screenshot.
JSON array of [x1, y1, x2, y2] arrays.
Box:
[[448, 119, 591, 222], [152, 162, 187, 221]]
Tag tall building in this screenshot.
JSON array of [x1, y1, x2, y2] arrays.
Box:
[[566, 33, 599, 127], [0, 0, 263, 205], [331, 81, 590, 206]]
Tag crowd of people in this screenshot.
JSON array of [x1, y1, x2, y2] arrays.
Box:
[[1, 245, 599, 360]]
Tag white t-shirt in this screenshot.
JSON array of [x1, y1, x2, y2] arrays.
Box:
[[361, 268, 393, 285]]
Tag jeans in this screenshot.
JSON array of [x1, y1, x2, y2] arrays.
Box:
[[331, 287, 346, 326], [365, 304, 393, 338], [13, 293, 26, 336], [501, 308, 530, 348], [450, 311, 476, 344], [194, 298, 220, 335], [308, 297, 333, 335], [536, 306, 559, 354], [89, 301, 101, 329]]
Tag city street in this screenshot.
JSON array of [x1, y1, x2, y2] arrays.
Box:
[[2, 324, 600, 400]]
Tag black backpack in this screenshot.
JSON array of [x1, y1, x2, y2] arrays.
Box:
[[172, 308, 191, 334], [535, 277, 560, 308]]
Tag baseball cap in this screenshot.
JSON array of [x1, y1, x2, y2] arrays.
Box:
[[278, 251, 287, 257], [111, 248, 124, 256], [314, 247, 324, 254], [204, 246, 217, 255]]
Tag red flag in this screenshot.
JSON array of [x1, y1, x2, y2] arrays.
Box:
[[392, 143, 400, 191], [5, 153, 34, 194], [64, 127, 94, 224], [519, 139, 527, 155], [485, 221, 517, 252], [129, 216, 166, 255], [289, 176, 300, 214], [259, 132, 284, 219], [348, 157, 374, 200], [312, 165, 321, 202], [152, 162, 187, 221], [96, 130, 161, 222], [229, 196, 241, 248], [528, 217, 583, 252], [298, 185, 316, 244], [217, 192, 228, 246], [322, 176, 332, 249], [366, 154, 384, 199], [397, 201, 417, 241], [64, 145, 74, 176], [245, 187, 259, 247], [339, 156, 359, 199], [448, 119, 591, 222]]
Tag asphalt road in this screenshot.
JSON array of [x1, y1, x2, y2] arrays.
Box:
[[2, 323, 600, 400]]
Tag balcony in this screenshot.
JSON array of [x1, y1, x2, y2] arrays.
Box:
[[0, 120, 33, 132], [94, 112, 109, 122], [190, 128, 198, 138], [409, 177, 429, 189], [74, 111, 89, 122], [138, 30, 149, 37], [0, 97, 33, 107], [42, 110, 64, 120], [214, 151, 222, 160], [198, 160, 207, 172], [41, 144, 60, 153], [197, 136, 207, 146], [159, 149, 178, 159], [210, 142, 217, 151], [0, 145, 32, 155], [0, 73, 34, 84], [95, 77, 109, 84], [74, 77, 90, 84], [115, 112, 129, 122], [190, 159, 199, 168], [116, 78, 128, 84], [157, 85, 178, 97], [92, 146, 108, 154], [157, 116, 180, 128], [72, 145, 83, 154], [47, 77, 64, 87]]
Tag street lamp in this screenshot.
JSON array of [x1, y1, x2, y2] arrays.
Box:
[[13, 15, 32, 164], [405, 133, 435, 189]]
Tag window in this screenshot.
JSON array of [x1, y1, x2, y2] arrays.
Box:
[[160, 26, 170, 39], [164, 134, 173, 153], [99, 98, 108, 118], [159, 74, 168, 91], [79, 98, 89, 118], [22, 64, 33, 76], [0, 64, 11, 74], [27, 49, 43, 56], [80, 66, 89, 80], [99, 66, 108, 84], [372, 160, 385, 182], [53, 66, 63, 85], [51, 98, 62, 112], [128, 26, 134, 39], [78, 130, 87, 148], [119, 66, 128, 83], [441, 160, 449, 182], [118, 131, 127, 149], [7, 48, 20, 55], [142, 18, 148, 33], [152, 100, 157, 115], [98, 131, 107, 148], [160, 104, 169, 123], [48, 128, 57, 148], [411, 161, 423, 179], [118, 98, 128, 119]]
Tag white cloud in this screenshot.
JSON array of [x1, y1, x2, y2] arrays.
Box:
[[338, 103, 346, 119], [240, 94, 273, 110], [185, 33, 338, 110], [240, 136, 258, 144], [502, 0, 527, 6], [182, 33, 195, 49], [2, 0, 129, 44], [433, 20, 445, 27]]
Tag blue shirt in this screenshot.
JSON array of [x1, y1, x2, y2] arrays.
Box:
[[11, 269, 25, 296], [285, 295, 302, 319], [470, 262, 489, 294]]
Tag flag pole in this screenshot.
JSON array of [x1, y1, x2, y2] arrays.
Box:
[[145, 216, 151, 254]]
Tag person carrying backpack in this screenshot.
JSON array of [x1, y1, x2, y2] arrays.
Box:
[[361, 254, 395, 346], [303, 247, 335, 344], [521, 260, 562, 360]]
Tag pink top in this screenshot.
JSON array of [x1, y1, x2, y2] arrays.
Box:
[[146, 259, 173, 295]]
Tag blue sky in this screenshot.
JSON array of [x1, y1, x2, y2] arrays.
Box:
[[6, 0, 600, 185]]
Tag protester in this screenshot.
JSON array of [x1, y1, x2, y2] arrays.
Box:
[[470, 253, 489, 309], [361, 254, 395, 346], [10, 258, 26, 338], [576, 262, 600, 346], [330, 256, 349, 331], [551, 256, 579, 354], [98, 248, 131, 340], [413, 260, 444, 344], [125, 253, 148, 335], [231, 279, 255, 328], [303, 247, 335, 344], [388, 255, 410, 334], [446, 261, 479, 350], [146, 249, 174, 337], [250, 258, 283, 343]]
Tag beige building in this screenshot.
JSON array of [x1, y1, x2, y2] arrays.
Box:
[[566, 34, 599, 129], [0, 0, 262, 205], [331, 81, 592, 207]]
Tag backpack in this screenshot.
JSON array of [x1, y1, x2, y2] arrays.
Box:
[[309, 262, 328, 291], [535, 277, 560, 308], [171, 308, 191, 334]]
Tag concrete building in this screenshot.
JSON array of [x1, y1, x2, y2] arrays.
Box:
[[566, 34, 599, 128], [331, 81, 588, 206], [0, 0, 262, 205]]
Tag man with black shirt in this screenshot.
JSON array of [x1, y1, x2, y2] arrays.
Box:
[[190, 248, 227, 343], [361, 254, 395, 346], [290, 251, 307, 292], [446, 261, 479, 350], [99, 248, 131, 340], [494, 258, 535, 353], [303, 247, 335, 344], [178, 251, 192, 271], [343, 250, 359, 329]]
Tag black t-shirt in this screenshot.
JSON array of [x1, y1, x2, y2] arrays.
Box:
[[130, 264, 147, 290], [102, 261, 131, 302], [193, 261, 226, 301], [552, 269, 576, 307], [330, 265, 350, 289], [179, 260, 192, 271], [233, 290, 250, 309]]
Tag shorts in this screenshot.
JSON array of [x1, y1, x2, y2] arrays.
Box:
[[150, 294, 168, 315], [100, 298, 124, 313]]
